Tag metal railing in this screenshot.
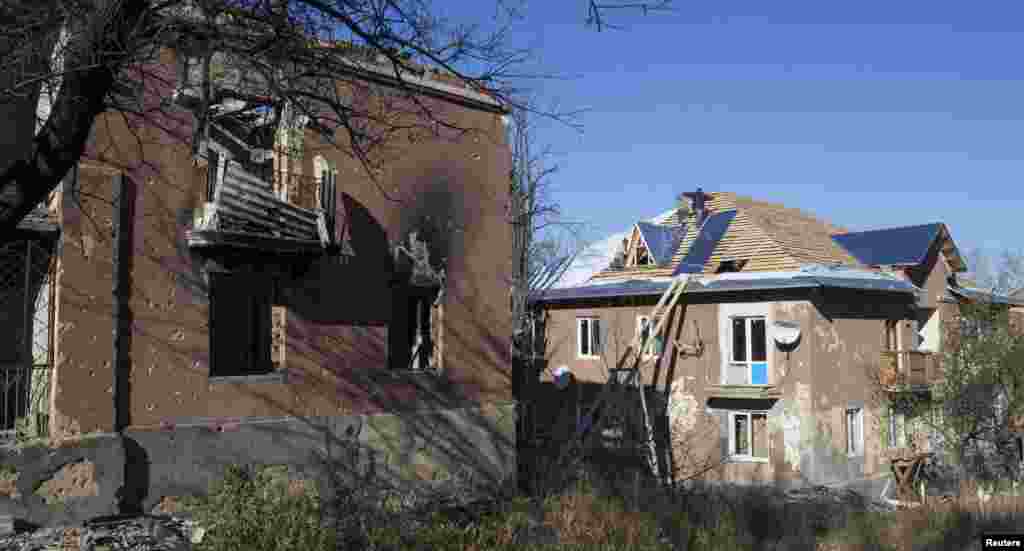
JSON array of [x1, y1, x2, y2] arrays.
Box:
[[0, 239, 55, 442]]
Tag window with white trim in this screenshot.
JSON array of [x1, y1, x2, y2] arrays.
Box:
[[846, 407, 864, 456], [728, 411, 769, 461], [729, 316, 768, 385], [577, 317, 602, 359], [637, 315, 663, 357]]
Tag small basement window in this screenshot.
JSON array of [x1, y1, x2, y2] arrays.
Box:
[[846, 407, 864, 456], [209, 272, 275, 377], [729, 411, 769, 461], [577, 317, 602, 359]]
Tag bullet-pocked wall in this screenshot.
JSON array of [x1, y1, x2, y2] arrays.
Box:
[[47, 48, 515, 500], [536, 286, 918, 490]]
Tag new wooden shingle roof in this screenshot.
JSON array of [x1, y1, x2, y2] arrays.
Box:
[[590, 192, 861, 281]]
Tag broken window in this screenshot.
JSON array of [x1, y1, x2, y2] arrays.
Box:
[[729, 411, 768, 460], [209, 272, 275, 377], [389, 286, 440, 371], [729, 316, 768, 385], [846, 407, 864, 456], [577, 317, 602, 359]]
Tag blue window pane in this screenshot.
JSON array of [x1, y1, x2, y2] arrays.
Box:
[[751, 362, 768, 385]]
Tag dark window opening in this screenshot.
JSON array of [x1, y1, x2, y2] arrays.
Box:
[[389, 286, 439, 370], [206, 149, 220, 203], [319, 167, 337, 241], [209, 272, 274, 377]]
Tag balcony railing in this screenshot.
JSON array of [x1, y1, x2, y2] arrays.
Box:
[[879, 350, 942, 389]]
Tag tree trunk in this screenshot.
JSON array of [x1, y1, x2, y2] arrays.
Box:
[[0, 0, 151, 240]]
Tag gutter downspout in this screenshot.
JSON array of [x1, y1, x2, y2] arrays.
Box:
[[111, 173, 134, 433]]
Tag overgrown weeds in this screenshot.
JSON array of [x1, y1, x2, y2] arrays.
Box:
[[186, 461, 1024, 550], [185, 464, 336, 551]]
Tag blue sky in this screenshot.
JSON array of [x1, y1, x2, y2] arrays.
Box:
[[443, 0, 1024, 259]]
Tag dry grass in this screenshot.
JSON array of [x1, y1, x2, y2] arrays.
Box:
[[368, 474, 1024, 550]]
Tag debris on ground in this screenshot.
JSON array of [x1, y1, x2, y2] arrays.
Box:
[[0, 514, 192, 551]]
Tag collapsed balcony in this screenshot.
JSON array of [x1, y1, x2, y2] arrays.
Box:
[[186, 162, 337, 256]]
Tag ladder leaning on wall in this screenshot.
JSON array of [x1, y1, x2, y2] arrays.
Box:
[[555, 273, 693, 481]]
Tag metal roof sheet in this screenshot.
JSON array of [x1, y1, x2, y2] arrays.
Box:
[[635, 221, 685, 266], [674, 210, 737, 275], [831, 223, 943, 267]]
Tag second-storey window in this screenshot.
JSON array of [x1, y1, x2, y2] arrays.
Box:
[[206, 149, 222, 202], [577, 317, 602, 359], [730, 316, 768, 384]]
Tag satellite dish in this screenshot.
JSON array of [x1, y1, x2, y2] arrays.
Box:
[[773, 321, 801, 347], [553, 365, 573, 390]]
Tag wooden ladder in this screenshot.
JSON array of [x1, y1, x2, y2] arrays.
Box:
[[555, 273, 692, 479]]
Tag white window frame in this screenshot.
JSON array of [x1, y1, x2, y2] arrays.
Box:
[[846, 407, 864, 457], [728, 411, 770, 463], [728, 315, 769, 386], [577, 317, 602, 360], [637, 315, 661, 358]]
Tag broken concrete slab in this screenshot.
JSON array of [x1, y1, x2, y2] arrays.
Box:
[[0, 433, 124, 528]]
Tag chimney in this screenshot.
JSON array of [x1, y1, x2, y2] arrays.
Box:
[[683, 187, 710, 227]]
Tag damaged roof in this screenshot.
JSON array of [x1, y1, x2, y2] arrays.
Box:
[[590, 192, 859, 282]]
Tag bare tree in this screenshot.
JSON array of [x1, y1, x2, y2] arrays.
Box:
[[0, 0, 673, 240]]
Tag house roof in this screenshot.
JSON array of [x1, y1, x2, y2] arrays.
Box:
[[534, 264, 919, 304], [590, 192, 859, 282], [831, 223, 966, 272]]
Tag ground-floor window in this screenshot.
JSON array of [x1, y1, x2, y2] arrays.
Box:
[[846, 407, 864, 456], [729, 411, 769, 461]]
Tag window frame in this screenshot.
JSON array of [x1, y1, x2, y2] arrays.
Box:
[[727, 411, 770, 463], [728, 315, 769, 386], [577, 317, 602, 360], [846, 407, 864, 457]]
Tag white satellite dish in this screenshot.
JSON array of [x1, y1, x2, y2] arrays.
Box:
[[773, 321, 801, 347], [553, 365, 573, 390]]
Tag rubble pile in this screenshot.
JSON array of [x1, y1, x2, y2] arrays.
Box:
[[0, 515, 194, 551]]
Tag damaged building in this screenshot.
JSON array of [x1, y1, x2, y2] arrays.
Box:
[[0, 35, 515, 516], [530, 189, 1024, 495]]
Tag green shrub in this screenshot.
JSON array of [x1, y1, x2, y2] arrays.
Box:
[[187, 464, 335, 551]]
